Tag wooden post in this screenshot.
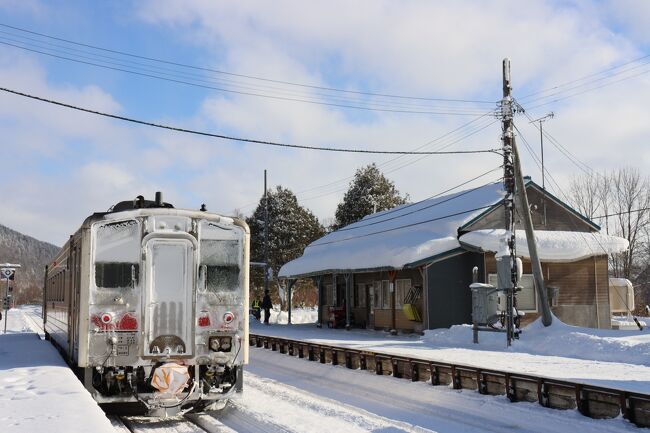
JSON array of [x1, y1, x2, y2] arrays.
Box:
[[388, 270, 398, 334], [344, 273, 352, 330], [314, 276, 324, 328], [287, 279, 296, 325]]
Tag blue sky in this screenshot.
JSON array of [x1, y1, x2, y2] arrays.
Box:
[[0, 0, 649, 245]]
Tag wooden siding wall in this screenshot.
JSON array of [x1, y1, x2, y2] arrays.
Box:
[[319, 269, 424, 331], [464, 185, 594, 233], [484, 254, 610, 328]]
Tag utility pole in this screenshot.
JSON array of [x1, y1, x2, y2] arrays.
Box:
[[263, 170, 269, 297], [501, 60, 553, 333], [530, 113, 554, 225], [500, 58, 518, 346]]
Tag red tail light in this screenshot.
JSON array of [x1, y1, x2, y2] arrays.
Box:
[[91, 312, 138, 331], [223, 312, 234, 324], [117, 313, 138, 330], [198, 312, 211, 327]]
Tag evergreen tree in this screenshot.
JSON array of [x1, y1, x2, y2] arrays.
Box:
[[334, 163, 409, 229], [246, 186, 325, 303]]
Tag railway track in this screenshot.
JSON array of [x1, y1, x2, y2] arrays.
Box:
[[250, 333, 650, 428], [111, 404, 288, 433]]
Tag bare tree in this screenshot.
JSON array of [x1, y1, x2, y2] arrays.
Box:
[[611, 167, 650, 279], [568, 172, 603, 219], [568, 167, 650, 281]]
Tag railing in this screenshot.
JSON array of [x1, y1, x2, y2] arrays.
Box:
[[250, 333, 650, 428]]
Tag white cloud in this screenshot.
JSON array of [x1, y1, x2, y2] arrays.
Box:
[[2, 0, 650, 246]]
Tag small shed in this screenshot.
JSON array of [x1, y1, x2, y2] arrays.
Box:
[[279, 179, 628, 331]]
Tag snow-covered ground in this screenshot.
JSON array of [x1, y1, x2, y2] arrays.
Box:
[[0, 306, 115, 433], [1, 305, 645, 432], [256, 306, 319, 325], [252, 309, 650, 394]]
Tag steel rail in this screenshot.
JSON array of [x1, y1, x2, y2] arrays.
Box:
[[250, 333, 650, 428]]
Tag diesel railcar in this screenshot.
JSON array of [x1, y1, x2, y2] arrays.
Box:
[[43, 193, 249, 415]]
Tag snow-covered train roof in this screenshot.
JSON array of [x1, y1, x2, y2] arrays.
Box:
[[279, 180, 627, 278]]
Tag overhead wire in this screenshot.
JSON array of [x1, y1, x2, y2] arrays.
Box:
[[235, 114, 499, 211], [0, 22, 496, 105], [0, 40, 493, 116], [519, 53, 650, 103], [0, 86, 503, 155], [296, 119, 499, 204], [0, 35, 493, 115], [306, 204, 495, 248], [332, 176, 503, 233]]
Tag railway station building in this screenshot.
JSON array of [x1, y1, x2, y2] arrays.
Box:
[[278, 178, 628, 332]]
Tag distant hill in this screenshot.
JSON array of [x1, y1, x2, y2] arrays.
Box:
[[0, 224, 59, 304]]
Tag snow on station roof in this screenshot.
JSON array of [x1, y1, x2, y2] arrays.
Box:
[[279, 182, 506, 278], [459, 229, 628, 262]]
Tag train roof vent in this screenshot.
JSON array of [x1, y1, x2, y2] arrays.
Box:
[[110, 192, 175, 212]]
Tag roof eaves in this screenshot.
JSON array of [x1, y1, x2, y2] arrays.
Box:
[[279, 265, 402, 280]]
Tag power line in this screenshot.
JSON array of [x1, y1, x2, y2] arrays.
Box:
[[0, 86, 503, 156], [592, 208, 650, 219], [296, 119, 499, 204], [359, 167, 502, 223], [0, 22, 496, 105], [519, 53, 650, 101], [0, 40, 493, 116], [233, 115, 498, 212], [306, 205, 494, 248], [333, 177, 502, 233], [0, 34, 494, 115]]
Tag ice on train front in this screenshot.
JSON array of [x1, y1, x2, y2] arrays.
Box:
[[85, 195, 249, 415]]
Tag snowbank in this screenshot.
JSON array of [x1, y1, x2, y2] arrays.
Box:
[[459, 229, 629, 262], [423, 316, 650, 366], [0, 308, 115, 433]]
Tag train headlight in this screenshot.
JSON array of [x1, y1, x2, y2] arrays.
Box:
[[208, 336, 232, 352], [223, 312, 234, 324], [101, 313, 114, 324]]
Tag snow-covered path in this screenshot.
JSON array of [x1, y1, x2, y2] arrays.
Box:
[[1, 306, 643, 432]]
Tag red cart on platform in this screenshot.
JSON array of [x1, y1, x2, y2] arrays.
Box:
[[327, 306, 346, 328]]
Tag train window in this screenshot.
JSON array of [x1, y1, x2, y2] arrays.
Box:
[[95, 263, 139, 288], [95, 220, 140, 263], [205, 265, 240, 292], [200, 239, 239, 265]]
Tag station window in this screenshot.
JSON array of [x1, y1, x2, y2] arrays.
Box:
[[395, 279, 411, 308], [381, 280, 390, 309], [373, 281, 382, 308]]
